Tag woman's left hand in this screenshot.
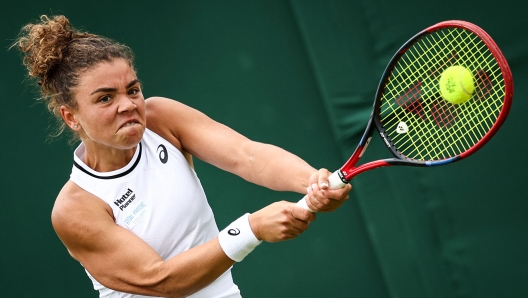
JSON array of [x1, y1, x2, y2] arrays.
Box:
[[304, 168, 352, 212]]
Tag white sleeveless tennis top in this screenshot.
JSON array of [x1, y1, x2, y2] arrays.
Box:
[[70, 128, 240, 298]]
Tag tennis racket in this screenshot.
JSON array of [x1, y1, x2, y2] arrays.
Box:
[[297, 20, 513, 211]]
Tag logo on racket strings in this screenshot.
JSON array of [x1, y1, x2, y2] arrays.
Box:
[[396, 121, 409, 134], [228, 228, 240, 236]]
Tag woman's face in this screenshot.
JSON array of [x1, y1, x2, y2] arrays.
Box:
[[66, 59, 146, 150]]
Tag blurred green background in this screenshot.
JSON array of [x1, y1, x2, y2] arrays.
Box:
[[1, 0, 527, 297]]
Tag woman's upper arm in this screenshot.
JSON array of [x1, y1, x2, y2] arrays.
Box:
[[52, 182, 169, 296]]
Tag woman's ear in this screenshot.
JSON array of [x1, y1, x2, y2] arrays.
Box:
[[60, 105, 80, 131]]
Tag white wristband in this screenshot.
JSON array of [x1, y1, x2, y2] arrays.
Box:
[[218, 213, 262, 262]]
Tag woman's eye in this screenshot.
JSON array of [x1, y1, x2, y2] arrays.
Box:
[[99, 95, 112, 103], [128, 88, 140, 95]]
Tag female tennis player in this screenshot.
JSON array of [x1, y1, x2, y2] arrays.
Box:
[[15, 15, 351, 298]]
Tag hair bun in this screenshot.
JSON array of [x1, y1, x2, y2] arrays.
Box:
[[17, 15, 75, 80]]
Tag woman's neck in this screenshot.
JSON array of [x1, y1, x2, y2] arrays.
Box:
[[81, 140, 138, 172]]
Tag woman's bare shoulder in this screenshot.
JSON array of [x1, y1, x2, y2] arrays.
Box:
[[145, 96, 187, 112], [144, 97, 195, 151], [51, 181, 114, 243]]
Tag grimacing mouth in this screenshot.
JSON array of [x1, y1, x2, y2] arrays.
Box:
[[118, 120, 142, 131]]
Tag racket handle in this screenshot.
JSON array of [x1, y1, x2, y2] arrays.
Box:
[[296, 170, 347, 212]]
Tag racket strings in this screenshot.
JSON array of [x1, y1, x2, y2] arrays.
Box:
[[378, 27, 505, 161]]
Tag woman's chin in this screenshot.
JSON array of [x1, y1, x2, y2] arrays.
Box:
[[117, 125, 145, 149]]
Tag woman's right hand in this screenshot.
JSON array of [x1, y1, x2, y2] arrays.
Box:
[[248, 201, 316, 242]]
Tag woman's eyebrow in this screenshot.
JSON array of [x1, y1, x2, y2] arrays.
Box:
[[90, 79, 140, 95]]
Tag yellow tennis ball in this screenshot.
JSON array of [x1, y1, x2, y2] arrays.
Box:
[[439, 65, 475, 104]]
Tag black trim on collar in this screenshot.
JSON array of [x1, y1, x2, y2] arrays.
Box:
[[73, 142, 142, 180]]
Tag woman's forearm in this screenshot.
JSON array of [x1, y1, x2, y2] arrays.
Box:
[[238, 141, 316, 193]]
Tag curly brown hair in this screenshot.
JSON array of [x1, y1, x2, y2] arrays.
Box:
[[15, 15, 135, 140]]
